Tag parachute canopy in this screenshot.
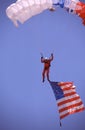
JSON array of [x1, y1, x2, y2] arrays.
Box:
[[6, 0, 53, 27], [6, 0, 85, 26]]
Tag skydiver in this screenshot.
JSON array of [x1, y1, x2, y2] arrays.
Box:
[[41, 53, 54, 82]]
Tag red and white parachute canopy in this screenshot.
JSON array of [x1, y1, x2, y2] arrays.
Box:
[[6, 0, 85, 26]]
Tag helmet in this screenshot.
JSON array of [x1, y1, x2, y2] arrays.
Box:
[[45, 57, 48, 59]]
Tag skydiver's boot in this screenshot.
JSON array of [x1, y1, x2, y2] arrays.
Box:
[[47, 79, 50, 82], [42, 79, 45, 82], [42, 76, 45, 82], [42, 72, 45, 83], [47, 75, 50, 82]]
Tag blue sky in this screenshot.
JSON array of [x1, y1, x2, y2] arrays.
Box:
[[0, 0, 85, 130]]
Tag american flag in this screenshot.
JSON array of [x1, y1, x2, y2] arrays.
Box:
[[50, 81, 85, 119]]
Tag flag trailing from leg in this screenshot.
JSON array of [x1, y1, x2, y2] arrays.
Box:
[[49, 81, 85, 120]]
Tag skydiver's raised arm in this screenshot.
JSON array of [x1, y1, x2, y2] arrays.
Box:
[[49, 53, 53, 61], [41, 56, 45, 63], [40, 53, 45, 63]]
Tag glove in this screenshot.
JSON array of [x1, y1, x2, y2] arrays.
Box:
[[41, 56, 43, 59]]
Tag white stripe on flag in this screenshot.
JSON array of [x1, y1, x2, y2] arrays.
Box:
[[63, 89, 76, 94], [61, 85, 76, 89]]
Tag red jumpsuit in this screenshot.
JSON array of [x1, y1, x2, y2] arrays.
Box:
[[41, 54, 53, 82]]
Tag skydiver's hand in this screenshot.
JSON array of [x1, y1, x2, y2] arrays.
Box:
[[51, 53, 53, 56], [40, 52, 43, 56]]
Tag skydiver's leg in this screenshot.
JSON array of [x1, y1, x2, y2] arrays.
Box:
[[46, 68, 50, 82], [42, 69, 45, 82]]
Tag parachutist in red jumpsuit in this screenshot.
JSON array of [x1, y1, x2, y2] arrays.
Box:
[[41, 53, 53, 82]]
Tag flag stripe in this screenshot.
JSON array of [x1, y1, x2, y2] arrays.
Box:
[[64, 91, 76, 96], [62, 88, 75, 93], [57, 94, 79, 103], [58, 82, 73, 87], [58, 98, 82, 109], [61, 85, 76, 89], [59, 104, 84, 117], [59, 102, 83, 113], [60, 112, 70, 119], [58, 96, 80, 106], [62, 87, 75, 91], [60, 106, 85, 119], [63, 89, 76, 94]]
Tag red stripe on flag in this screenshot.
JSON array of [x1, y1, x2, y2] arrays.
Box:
[[64, 92, 76, 96], [62, 87, 75, 91]]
